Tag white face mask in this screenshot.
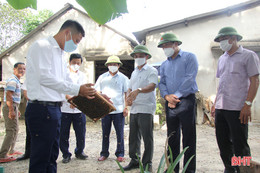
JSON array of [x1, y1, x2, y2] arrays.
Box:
[[163, 48, 175, 57], [135, 57, 146, 66], [70, 64, 80, 72], [220, 39, 232, 52], [108, 66, 118, 73]]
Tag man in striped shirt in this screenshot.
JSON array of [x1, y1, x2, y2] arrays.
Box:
[[0, 62, 26, 163]]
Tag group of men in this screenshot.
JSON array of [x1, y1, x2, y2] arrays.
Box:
[[0, 19, 258, 173]]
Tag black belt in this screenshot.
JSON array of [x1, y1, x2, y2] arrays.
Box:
[[28, 100, 62, 107]]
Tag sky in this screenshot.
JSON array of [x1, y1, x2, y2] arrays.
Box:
[[1, 0, 249, 39]]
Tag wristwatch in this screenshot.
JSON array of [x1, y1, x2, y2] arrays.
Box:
[[137, 88, 142, 93], [245, 101, 252, 106]]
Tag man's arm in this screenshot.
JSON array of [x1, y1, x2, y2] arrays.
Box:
[[158, 64, 168, 99], [23, 90, 29, 101], [6, 90, 16, 120], [240, 74, 259, 124], [127, 83, 156, 104], [123, 92, 128, 117]]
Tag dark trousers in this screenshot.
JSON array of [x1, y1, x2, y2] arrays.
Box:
[[100, 113, 125, 157], [166, 94, 196, 173], [60, 112, 86, 158], [24, 117, 31, 156], [26, 103, 61, 173], [215, 109, 251, 173], [129, 113, 153, 166]]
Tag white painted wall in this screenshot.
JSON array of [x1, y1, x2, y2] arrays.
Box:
[[2, 8, 133, 84], [145, 6, 260, 120]]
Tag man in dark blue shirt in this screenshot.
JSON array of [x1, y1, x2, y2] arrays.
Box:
[[158, 33, 198, 173]]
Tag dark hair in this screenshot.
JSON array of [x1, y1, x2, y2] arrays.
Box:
[[14, 62, 25, 68], [59, 20, 85, 37], [70, 53, 83, 63]]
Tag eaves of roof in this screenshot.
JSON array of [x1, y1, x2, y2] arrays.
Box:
[[133, 0, 260, 43], [0, 3, 138, 60]]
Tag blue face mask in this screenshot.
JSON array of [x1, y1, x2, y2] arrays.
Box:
[[64, 32, 77, 52]]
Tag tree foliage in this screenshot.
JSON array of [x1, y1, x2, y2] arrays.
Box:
[[0, 2, 53, 53], [22, 9, 53, 35], [0, 2, 29, 53]]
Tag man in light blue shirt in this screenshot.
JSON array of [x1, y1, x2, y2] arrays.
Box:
[[158, 33, 198, 173], [123, 45, 158, 172], [94, 56, 129, 162]]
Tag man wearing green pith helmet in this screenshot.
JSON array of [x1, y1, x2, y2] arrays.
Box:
[[211, 27, 259, 173], [158, 33, 198, 173], [123, 45, 158, 173], [95, 56, 129, 163]]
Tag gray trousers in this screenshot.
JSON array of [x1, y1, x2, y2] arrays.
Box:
[[129, 113, 154, 166], [0, 102, 19, 158]]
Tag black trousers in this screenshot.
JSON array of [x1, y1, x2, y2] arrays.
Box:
[[129, 113, 153, 166], [166, 94, 196, 173], [215, 109, 251, 173], [26, 103, 61, 173], [24, 117, 31, 156]]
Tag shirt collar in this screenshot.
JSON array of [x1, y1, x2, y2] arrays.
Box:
[[12, 74, 21, 83], [167, 49, 183, 61], [135, 63, 148, 71], [48, 36, 61, 49], [106, 71, 119, 77], [224, 45, 243, 56]]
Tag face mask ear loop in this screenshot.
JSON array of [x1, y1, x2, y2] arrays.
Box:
[[69, 31, 73, 42]]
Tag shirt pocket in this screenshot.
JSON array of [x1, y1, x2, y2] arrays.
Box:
[[230, 62, 244, 74]]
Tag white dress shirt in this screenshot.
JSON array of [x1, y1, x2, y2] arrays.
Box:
[[94, 71, 129, 114], [129, 64, 158, 115], [61, 70, 86, 113], [26, 36, 80, 102]]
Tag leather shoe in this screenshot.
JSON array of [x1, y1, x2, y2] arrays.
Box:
[[123, 161, 139, 171], [75, 153, 88, 160], [143, 164, 152, 172], [16, 154, 30, 161], [98, 156, 107, 161], [62, 156, 71, 163]]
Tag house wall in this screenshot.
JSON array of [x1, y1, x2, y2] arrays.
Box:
[[2, 8, 134, 84], [145, 6, 260, 120]]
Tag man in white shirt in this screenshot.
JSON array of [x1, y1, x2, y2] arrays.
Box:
[[25, 20, 96, 173], [123, 45, 158, 172], [60, 53, 88, 163], [95, 56, 129, 162]]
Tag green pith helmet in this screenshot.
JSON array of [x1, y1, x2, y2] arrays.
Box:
[[214, 27, 243, 42], [157, 33, 182, 47], [130, 45, 152, 59], [105, 55, 123, 66]]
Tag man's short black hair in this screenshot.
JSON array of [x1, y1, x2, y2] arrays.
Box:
[[14, 62, 25, 68], [60, 20, 85, 37], [70, 53, 83, 63]]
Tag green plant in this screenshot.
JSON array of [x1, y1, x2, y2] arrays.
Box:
[[116, 146, 194, 173], [155, 88, 163, 116], [155, 101, 163, 115]]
